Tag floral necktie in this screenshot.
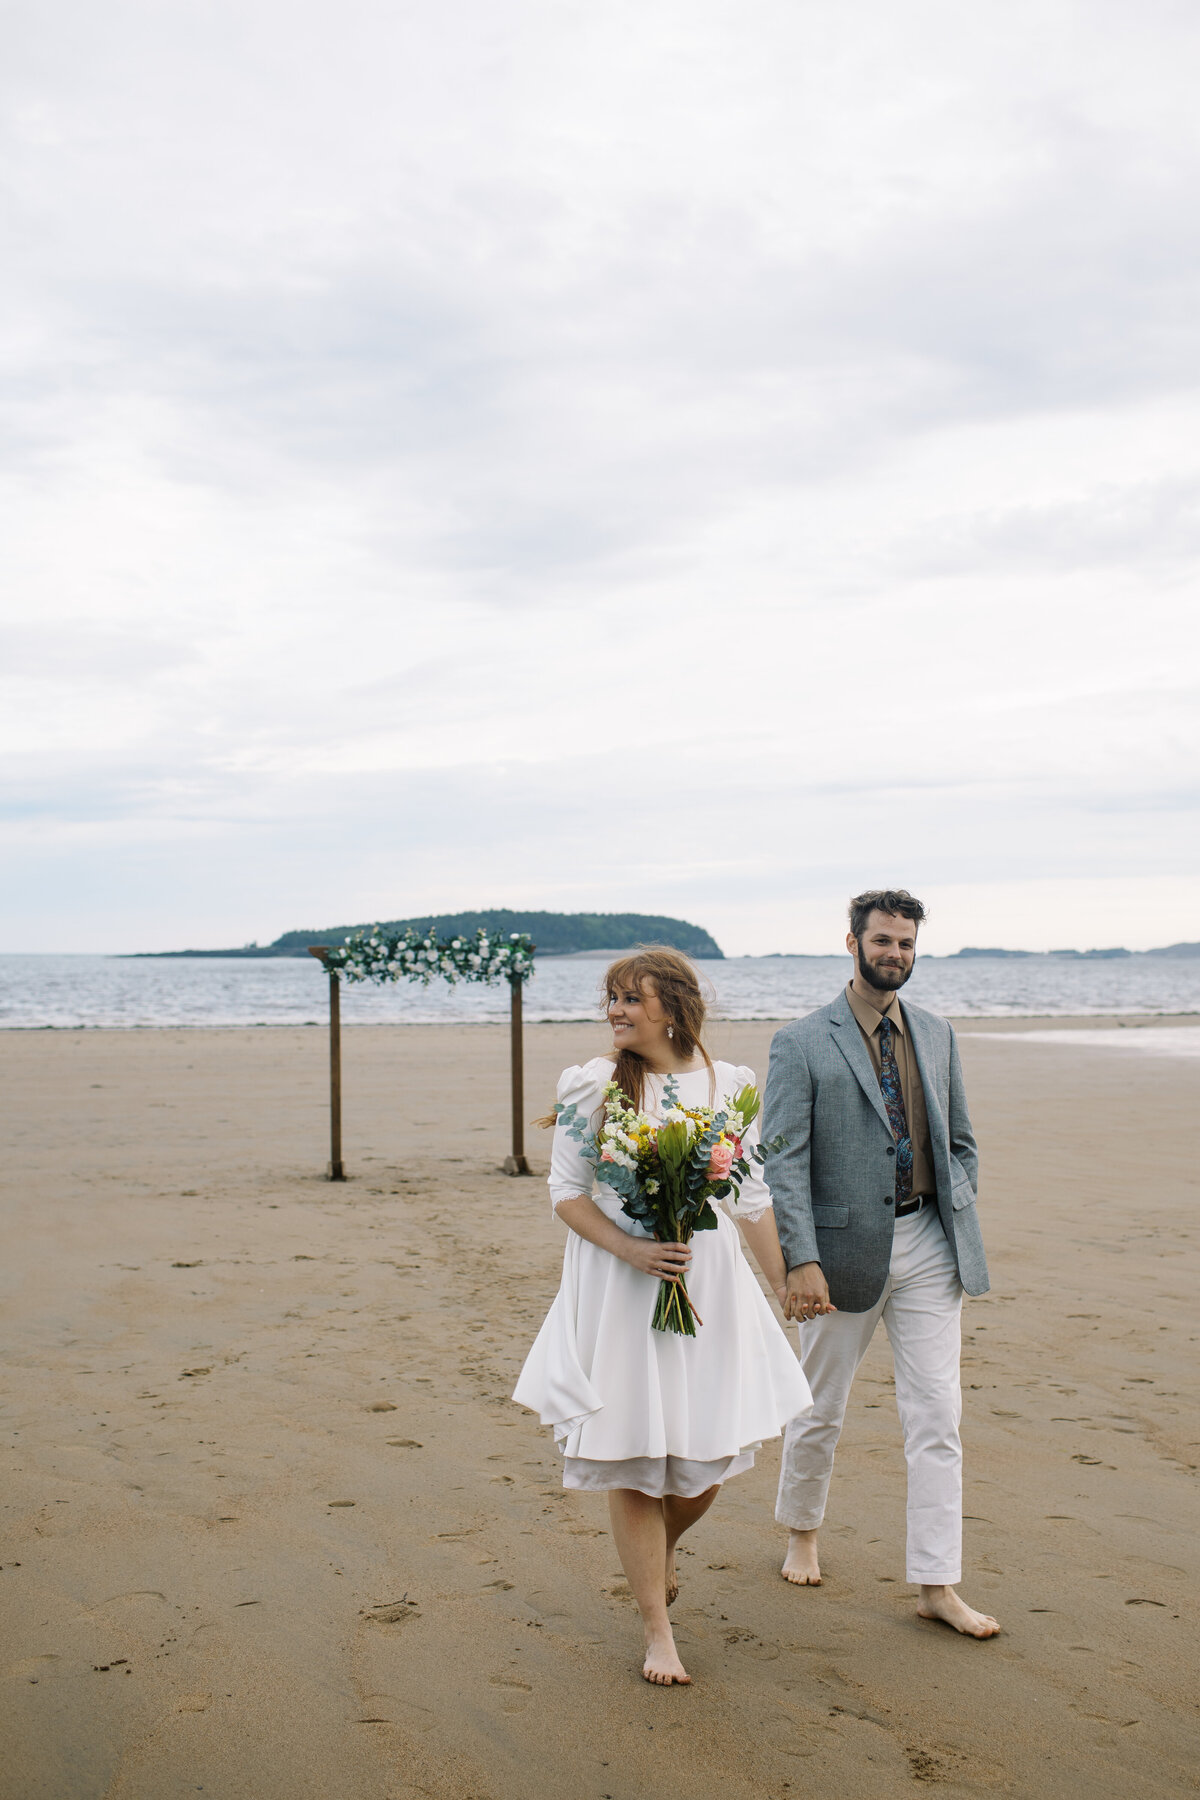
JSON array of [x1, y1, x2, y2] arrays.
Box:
[[878, 1017, 913, 1206]]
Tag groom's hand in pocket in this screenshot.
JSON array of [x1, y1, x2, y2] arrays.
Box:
[[784, 1263, 836, 1322]]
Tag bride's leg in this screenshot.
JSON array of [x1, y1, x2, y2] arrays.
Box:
[[662, 1484, 720, 1606], [607, 1489, 691, 1685]]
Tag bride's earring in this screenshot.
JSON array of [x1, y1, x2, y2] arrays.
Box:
[[667, 1025, 674, 1039]]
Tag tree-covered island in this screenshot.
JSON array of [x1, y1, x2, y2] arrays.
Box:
[[138, 909, 725, 961]]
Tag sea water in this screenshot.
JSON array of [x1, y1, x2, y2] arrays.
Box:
[[2, 952, 1199, 1029]]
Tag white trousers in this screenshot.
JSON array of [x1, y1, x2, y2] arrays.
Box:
[[775, 1203, 964, 1585]]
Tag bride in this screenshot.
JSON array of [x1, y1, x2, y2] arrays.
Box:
[[513, 947, 811, 1686]]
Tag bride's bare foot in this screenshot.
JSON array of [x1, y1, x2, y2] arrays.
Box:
[[665, 1551, 679, 1607], [917, 1585, 1000, 1638], [642, 1628, 691, 1685], [781, 1528, 821, 1586]]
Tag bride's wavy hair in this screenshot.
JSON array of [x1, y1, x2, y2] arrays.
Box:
[[602, 945, 715, 1114], [534, 944, 715, 1128]]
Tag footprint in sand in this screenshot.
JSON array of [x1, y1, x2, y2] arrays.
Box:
[[908, 1750, 943, 1780], [722, 1627, 780, 1660], [11, 1655, 61, 1683], [489, 1676, 531, 1714], [363, 1598, 420, 1624]]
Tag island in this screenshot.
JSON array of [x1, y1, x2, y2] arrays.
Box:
[[953, 945, 1131, 960], [951, 944, 1199, 959], [135, 909, 725, 961]]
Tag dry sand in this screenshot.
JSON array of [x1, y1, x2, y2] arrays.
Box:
[[2, 1016, 1198, 1799]]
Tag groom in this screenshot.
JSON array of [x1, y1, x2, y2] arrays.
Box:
[[763, 889, 999, 1637]]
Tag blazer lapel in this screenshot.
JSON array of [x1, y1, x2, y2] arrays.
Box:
[[829, 991, 893, 1133], [902, 1002, 947, 1146]]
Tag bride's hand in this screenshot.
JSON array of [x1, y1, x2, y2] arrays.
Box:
[[622, 1237, 692, 1281]]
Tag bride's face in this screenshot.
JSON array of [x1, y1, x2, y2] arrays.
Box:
[[607, 978, 671, 1057]]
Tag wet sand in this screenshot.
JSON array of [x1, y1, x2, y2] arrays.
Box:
[[1, 1017, 1198, 1799]]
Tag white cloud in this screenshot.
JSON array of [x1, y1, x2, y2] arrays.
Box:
[[2, 0, 1199, 950]]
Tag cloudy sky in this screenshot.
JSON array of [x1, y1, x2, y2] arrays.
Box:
[[4, 0, 1199, 955]]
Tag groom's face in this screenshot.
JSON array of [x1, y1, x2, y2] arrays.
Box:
[[848, 910, 917, 992]]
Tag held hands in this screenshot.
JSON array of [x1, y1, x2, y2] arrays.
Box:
[[622, 1236, 693, 1282], [783, 1262, 837, 1322]]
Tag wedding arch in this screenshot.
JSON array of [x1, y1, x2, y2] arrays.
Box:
[[308, 926, 537, 1180]]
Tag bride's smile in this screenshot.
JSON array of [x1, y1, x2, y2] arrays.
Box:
[[607, 979, 705, 1072], [607, 985, 661, 1054]]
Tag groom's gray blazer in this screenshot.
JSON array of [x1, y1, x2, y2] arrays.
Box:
[[763, 990, 989, 1312]]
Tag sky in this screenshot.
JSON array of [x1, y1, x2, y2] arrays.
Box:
[[3, 0, 1199, 956]]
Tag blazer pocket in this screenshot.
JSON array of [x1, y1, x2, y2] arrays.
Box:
[[950, 1183, 977, 1211], [812, 1205, 850, 1228]]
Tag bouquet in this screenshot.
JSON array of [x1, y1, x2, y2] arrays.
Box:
[[557, 1076, 785, 1336]]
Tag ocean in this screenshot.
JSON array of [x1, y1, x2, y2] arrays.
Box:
[[2, 951, 1199, 1029]]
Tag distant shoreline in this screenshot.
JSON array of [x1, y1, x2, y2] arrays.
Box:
[[113, 943, 1199, 962], [4, 1011, 1199, 1034]]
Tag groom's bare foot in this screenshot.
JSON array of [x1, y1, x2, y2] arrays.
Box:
[[917, 1585, 1000, 1638], [665, 1551, 679, 1607], [642, 1629, 691, 1685], [781, 1528, 821, 1586]]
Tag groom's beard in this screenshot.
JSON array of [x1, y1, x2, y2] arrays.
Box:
[[856, 942, 914, 992]]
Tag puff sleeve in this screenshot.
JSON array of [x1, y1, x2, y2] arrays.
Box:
[[547, 1059, 609, 1214], [722, 1065, 774, 1224]]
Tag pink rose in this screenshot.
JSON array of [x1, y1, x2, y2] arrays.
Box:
[[707, 1141, 735, 1180]]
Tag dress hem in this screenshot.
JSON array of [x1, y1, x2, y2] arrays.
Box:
[[561, 1448, 759, 1498]]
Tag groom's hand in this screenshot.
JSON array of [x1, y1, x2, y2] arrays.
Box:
[[784, 1263, 835, 1321]]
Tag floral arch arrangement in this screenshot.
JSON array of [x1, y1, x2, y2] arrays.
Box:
[[324, 925, 536, 987], [309, 925, 538, 1181]]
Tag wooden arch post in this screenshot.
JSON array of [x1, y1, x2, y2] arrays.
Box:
[[308, 947, 345, 1181], [502, 973, 530, 1176], [308, 937, 533, 1180]]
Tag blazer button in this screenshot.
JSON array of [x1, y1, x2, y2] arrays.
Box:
[[883, 1196, 894, 1206], [885, 1146, 895, 1157]]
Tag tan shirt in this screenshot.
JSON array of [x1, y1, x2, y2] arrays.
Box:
[[844, 983, 936, 1198]]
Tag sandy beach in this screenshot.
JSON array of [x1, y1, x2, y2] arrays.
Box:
[[2, 1016, 1198, 1800]]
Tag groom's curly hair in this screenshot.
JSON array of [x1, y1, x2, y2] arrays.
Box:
[[848, 889, 927, 939]]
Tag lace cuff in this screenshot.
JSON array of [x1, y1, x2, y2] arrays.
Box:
[[551, 1188, 593, 1214], [728, 1197, 774, 1225]]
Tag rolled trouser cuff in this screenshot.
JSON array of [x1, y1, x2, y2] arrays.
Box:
[[776, 1503, 826, 1531]]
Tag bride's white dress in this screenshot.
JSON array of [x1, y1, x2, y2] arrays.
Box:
[[512, 1058, 812, 1498]]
